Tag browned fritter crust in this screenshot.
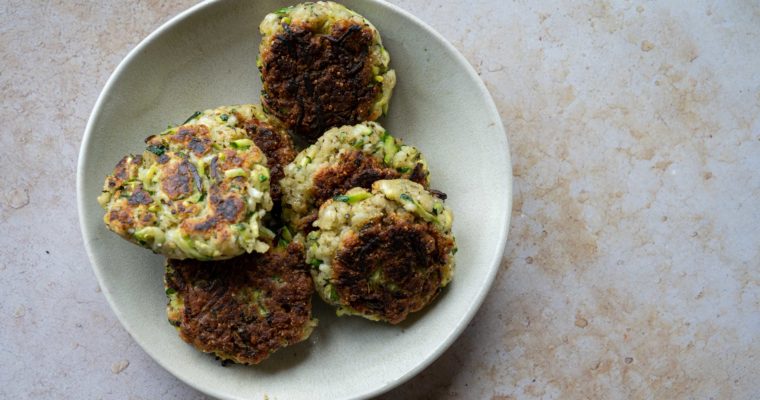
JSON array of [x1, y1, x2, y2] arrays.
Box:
[[104, 154, 142, 192], [144, 108, 295, 207], [290, 150, 428, 234], [312, 150, 401, 205], [165, 242, 315, 364], [260, 20, 381, 140], [243, 118, 296, 205], [332, 216, 455, 324]]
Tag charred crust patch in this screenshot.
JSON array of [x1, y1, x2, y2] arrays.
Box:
[[429, 189, 447, 200], [108, 155, 142, 188], [113, 157, 131, 181], [261, 21, 381, 140], [408, 163, 428, 185], [128, 186, 153, 206], [312, 150, 400, 206], [209, 156, 221, 182], [181, 189, 245, 234], [108, 208, 133, 226], [213, 195, 245, 222], [161, 159, 195, 200], [165, 242, 314, 365], [219, 149, 250, 170], [244, 121, 296, 203], [146, 125, 212, 157], [332, 217, 454, 324]]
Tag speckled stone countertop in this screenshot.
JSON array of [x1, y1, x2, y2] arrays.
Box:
[[1, 1, 758, 399]]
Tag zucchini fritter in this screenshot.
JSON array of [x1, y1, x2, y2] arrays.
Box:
[[280, 121, 429, 233], [306, 179, 455, 324], [258, 1, 396, 141], [165, 242, 317, 365], [97, 104, 288, 260]]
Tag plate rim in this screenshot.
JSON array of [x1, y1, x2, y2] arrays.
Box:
[[76, 0, 512, 398]]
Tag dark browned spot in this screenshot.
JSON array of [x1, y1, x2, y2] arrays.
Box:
[[409, 162, 428, 185], [244, 121, 296, 204], [188, 137, 210, 156], [108, 155, 143, 188], [332, 217, 454, 324], [312, 150, 400, 206], [110, 156, 130, 186], [430, 189, 447, 200], [219, 150, 245, 170], [161, 159, 195, 200], [172, 125, 212, 156], [140, 212, 155, 224], [144, 125, 211, 157], [165, 242, 314, 365], [294, 212, 319, 235], [185, 216, 218, 233], [214, 196, 245, 222], [128, 186, 153, 205], [108, 208, 133, 227], [261, 21, 381, 140], [209, 156, 221, 182]]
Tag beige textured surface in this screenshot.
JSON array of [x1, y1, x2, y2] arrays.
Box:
[[1, 1, 758, 399]]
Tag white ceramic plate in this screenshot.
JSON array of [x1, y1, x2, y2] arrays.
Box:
[[77, 1, 511, 399]]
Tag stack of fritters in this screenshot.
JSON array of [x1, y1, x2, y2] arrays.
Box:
[[99, 104, 315, 364]]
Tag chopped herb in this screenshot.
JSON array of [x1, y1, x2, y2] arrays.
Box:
[[382, 132, 398, 165], [397, 166, 411, 173], [307, 258, 322, 267], [165, 287, 176, 296], [147, 144, 167, 156], [333, 192, 371, 204], [182, 111, 202, 125], [220, 114, 229, 121], [274, 6, 290, 16], [259, 174, 268, 182], [433, 202, 444, 215], [400, 193, 441, 225], [329, 285, 339, 302]]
